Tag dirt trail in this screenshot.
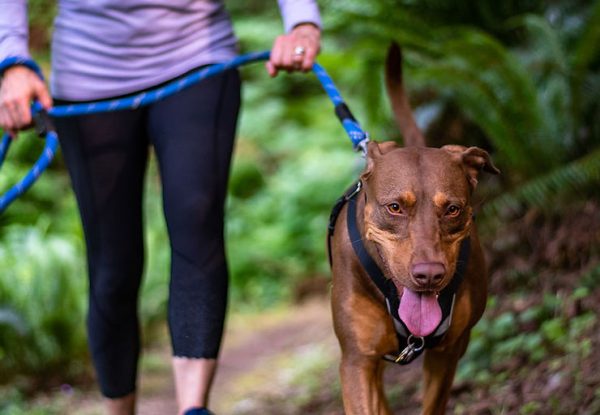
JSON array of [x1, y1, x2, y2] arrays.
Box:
[[210, 299, 338, 414], [73, 298, 338, 414]]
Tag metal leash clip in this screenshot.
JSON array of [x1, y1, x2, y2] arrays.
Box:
[[356, 135, 370, 157], [395, 335, 425, 364]]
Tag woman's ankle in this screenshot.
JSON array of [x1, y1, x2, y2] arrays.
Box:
[[105, 392, 136, 415]]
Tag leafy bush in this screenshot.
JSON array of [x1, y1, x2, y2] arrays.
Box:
[[0, 224, 87, 381]]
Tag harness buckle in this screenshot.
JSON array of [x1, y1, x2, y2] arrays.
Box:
[[344, 180, 362, 201]]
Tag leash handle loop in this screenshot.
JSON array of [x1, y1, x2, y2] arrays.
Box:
[[0, 133, 11, 168], [0, 56, 45, 80], [0, 101, 59, 213], [0, 131, 59, 213]]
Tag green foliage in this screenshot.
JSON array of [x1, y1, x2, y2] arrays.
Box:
[[458, 289, 597, 383], [0, 387, 71, 415], [484, 146, 600, 217], [27, 0, 56, 52], [0, 223, 87, 380]]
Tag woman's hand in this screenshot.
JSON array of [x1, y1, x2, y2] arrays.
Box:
[[0, 66, 52, 137], [267, 23, 321, 77]]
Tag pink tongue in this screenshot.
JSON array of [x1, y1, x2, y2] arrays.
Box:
[[398, 289, 442, 337]]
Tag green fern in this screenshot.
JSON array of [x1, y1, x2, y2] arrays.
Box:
[[484, 147, 600, 216]]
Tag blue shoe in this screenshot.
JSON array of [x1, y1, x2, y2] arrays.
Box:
[[183, 408, 214, 415]]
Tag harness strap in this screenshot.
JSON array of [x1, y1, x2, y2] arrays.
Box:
[[346, 189, 395, 297], [327, 181, 362, 266]]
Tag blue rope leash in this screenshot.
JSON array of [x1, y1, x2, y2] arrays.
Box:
[[0, 51, 368, 213], [48, 51, 271, 118], [311, 62, 369, 151]]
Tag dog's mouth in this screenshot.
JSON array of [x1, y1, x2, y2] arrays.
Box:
[[374, 245, 444, 337], [397, 287, 442, 338]]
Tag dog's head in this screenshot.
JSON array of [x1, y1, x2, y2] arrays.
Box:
[[359, 141, 498, 336]]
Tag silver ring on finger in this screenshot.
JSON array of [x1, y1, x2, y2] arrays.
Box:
[[294, 46, 306, 56]]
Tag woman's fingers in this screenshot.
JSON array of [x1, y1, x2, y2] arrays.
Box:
[[0, 66, 52, 134], [268, 23, 321, 77]]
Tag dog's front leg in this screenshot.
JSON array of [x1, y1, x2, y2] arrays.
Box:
[[421, 333, 470, 415], [340, 354, 391, 415]]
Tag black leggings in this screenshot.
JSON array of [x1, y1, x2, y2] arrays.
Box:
[[54, 69, 241, 398]]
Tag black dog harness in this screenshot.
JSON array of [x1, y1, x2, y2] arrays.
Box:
[[328, 181, 471, 364]]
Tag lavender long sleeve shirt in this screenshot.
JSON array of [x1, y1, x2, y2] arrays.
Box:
[[0, 0, 321, 100]]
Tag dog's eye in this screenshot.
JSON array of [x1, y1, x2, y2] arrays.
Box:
[[387, 203, 403, 215], [445, 205, 461, 217]]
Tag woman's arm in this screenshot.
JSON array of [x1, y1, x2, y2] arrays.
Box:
[[0, 0, 30, 59], [277, 0, 322, 34]]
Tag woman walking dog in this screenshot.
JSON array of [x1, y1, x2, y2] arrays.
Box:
[[0, 1, 321, 414]]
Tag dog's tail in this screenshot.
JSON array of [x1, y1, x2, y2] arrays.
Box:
[[385, 42, 426, 147]]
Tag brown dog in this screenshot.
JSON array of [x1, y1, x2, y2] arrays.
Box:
[[329, 43, 499, 414]]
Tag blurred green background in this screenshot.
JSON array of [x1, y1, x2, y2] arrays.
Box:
[[1, 0, 599, 413]]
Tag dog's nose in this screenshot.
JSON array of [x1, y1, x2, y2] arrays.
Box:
[[411, 262, 446, 288]]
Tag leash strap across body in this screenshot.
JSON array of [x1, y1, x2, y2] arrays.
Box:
[[0, 51, 369, 213], [328, 180, 471, 365]]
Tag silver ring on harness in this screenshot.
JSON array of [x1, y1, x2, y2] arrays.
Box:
[[407, 334, 425, 352], [394, 334, 425, 363]]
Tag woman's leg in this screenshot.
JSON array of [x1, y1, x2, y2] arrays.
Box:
[[55, 105, 149, 414], [147, 68, 241, 412]]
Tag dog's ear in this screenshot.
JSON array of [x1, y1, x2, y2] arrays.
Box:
[[442, 145, 500, 189], [361, 140, 398, 180]]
